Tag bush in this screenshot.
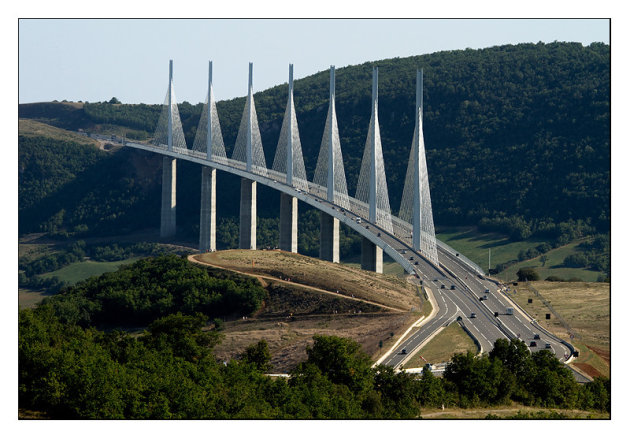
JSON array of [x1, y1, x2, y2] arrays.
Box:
[[545, 276, 565, 282], [517, 267, 540, 281]]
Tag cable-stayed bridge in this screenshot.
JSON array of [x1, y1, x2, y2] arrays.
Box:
[[126, 60, 461, 274], [122, 60, 575, 368]]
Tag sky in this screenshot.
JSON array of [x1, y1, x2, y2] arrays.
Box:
[[18, 18, 610, 105]]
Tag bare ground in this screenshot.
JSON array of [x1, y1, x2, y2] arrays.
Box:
[[212, 312, 418, 373], [191, 250, 424, 372]]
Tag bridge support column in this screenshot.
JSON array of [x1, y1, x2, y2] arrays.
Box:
[[239, 178, 256, 249], [160, 156, 176, 238], [319, 212, 339, 263], [199, 166, 216, 252], [279, 193, 298, 253], [361, 237, 383, 273]]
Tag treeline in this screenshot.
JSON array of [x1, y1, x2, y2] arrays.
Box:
[[19, 307, 610, 419], [19, 42, 610, 244], [564, 234, 610, 273], [40, 255, 267, 327]]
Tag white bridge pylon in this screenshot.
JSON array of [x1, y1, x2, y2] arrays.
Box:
[[153, 60, 188, 151], [231, 63, 268, 176], [354, 67, 394, 234], [271, 64, 309, 192], [313, 66, 351, 211], [192, 61, 228, 164], [149, 60, 438, 266], [399, 70, 438, 265]]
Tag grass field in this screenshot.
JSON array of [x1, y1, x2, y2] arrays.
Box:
[[39, 257, 142, 285], [20, 257, 143, 310], [404, 322, 479, 369], [436, 226, 604, 282], [19, 118, 99, 147], [509, 281, 610, 378], [499, 241, 601, 282]]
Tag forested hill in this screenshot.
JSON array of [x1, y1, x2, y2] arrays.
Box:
[[19, 42, 610, 240]]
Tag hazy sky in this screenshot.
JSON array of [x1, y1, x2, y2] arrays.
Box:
[[19, 18, 609, 104]]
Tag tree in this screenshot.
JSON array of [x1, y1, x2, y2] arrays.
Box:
[[109, 97, 121, 104], [304, 335, 374, 393], [242, 339, 272, 373], [372, 365, 420, 418], [145, 312, 221, 361], [517, 267, 540, 281], [540, 255, 548, 267]]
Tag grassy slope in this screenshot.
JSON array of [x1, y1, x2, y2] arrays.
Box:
[[195, 250, 421, 312], [436, 226, 603, 281], [405, 322, 479, 369], [39, 257, 142, 285], [19, 118, 99, 147], [509, 281, 610, 377], [500, 241, 601, 282]]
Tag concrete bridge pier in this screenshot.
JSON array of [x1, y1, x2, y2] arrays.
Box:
[[279, 193, 298, 252], [361, 237, 383, 273], [199, 166, 216, 252], [319, 212, 339, 263], [239, 178, 257, 249], [160, 156, 177, 238]]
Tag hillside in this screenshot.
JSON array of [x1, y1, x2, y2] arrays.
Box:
[[18, 42, 610, 250]]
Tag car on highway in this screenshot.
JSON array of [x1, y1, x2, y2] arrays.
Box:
[[470, 312, 476, 318], [440, 285, 445, 289], [450, 285, 456, 290], [545, 343, 552, 349], [401, 349, 407, 355], [530, 341, 537, 347], [534, 334, 540, 340]]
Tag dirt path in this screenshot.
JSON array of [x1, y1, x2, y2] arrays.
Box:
[[188, 254, 406, 312]]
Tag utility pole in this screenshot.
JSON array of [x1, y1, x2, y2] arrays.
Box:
[[488, 248, 491, 274]]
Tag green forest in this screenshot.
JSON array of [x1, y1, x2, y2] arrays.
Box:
[[19, 255, 610, 419], [18, 42, 610, 261]]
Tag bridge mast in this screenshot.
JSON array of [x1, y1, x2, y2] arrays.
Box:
[[199, 61, 217, 252], [168, 60, 173, 152], [327, 66, 335, 202], [412, 69, 423, 251], [368, 67, 378, 223], [206, 61, 213, 160], [246, 62, 253, 172], [286, 64, 294, 186]]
